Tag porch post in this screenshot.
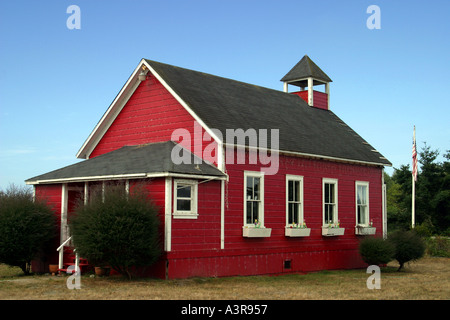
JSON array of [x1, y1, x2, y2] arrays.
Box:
[[59, 183, 68, 269], [164, 177, 172, 252], [221, 180, 225, 249]]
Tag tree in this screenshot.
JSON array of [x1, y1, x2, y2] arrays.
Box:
[[359, 236, 395, 266], [388, 230, 425, 271], [386, 144, 450, 234], [70, 184, 161, 279], [0, 185, 56, 275]]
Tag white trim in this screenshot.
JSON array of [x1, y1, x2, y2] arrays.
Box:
[[173, 179, 198, 219], [243, 171, 265, 227], [322, 178, 338, 226], [143, 60, 225, 172], [164, 177, 172, 252], [285, 174, 304, 227], [221, 180, 225, 249], [76, 59, 225, 170], [308, 77, 313, 106], [76, 63, 144, 159], [26, 171, 227, 185], [382, 169, 387, 239], [60, 183, 69, 268], [222, 142, 391, 167], [355, 181, 370, 226], [84, 181, 88, 205]]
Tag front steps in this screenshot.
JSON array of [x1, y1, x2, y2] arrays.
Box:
[[57, 247, 91, 275]]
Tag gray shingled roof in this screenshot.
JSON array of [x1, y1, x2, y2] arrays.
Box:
[[26, 141, 225, 184], [146, 59, 391, 166], [280, 55, 332, 87]]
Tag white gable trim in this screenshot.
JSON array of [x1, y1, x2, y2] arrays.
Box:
[[76, 62, 144, 159], [142, 60, 225, 171], [76, 59, 224, 171]]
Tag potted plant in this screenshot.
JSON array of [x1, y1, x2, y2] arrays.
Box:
[[285, 221, 311, 237], [48, 264, 59, 276], [322, 220, 345, 236], [243, 220, 272, 238], [95, 266, 110, 276], [355, 220, 376, 235]]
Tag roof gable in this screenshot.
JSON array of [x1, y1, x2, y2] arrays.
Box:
[[76, 58, 391, 167]]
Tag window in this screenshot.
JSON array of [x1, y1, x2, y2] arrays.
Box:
[[323, 178, 338, 226], [286, 175, 304, 226], [244, 171, 264, 226], [173, 179, 198, 219], [356, 181, 369, 225]]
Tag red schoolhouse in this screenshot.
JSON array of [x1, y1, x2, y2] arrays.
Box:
[[27, 55, 391, 279]]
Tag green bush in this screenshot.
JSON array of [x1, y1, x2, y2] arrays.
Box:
[[426, 236, 450, 257], [388, 230, 426, 271], [70, 184, 161, 279], [359, 236, 395, 266], [0, 185, 56, 275]]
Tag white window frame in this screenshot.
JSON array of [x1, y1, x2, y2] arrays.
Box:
[[356, 181, 370, 226], [322, 178, 338, 226], [243, 171, 264, 227], [286, 175, 304, 227], [173, 179, 198, 219]]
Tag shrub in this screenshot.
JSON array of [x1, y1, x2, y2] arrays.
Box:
[[388, 230, 426, 271], [359, 236, 395, 266], [0, 185, 56, 275], [426, 236, 450, 257], [70, 184, 161, 279]]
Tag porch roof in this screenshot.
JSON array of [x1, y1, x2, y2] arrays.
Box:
[[26, 141, 226, 185]]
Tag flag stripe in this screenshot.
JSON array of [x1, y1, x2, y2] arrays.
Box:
[[412, 126, 417, 181]]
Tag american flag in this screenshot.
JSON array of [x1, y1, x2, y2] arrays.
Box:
[[412, 126, 418, 181]]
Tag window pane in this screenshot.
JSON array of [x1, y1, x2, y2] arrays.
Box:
[[288, 181, 294, 202], [253, 178, 260, 200], [325, 183, 330, 203], [288, 203, 294, 224], [177, 185, 191, 198], [177, 199, 191, 211], [246, 177, 253, 200], [246, 201, 253, 224], [358, 205, 367, 224], [325, 204, 334, 223], [293, 203, 299, 224], [329, 184, 334, 203], [252, 201, 259, 223]]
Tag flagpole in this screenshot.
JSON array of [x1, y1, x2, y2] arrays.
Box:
[[411, 126, 416, 229], [412, 170, 415, 229]]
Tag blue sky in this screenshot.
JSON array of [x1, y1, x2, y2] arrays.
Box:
[[1, 0, 449, 190]]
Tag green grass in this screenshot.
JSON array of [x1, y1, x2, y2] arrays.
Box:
[[0, 257, 449, 300]]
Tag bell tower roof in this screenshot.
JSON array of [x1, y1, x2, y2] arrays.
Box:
[[281, 55, 332, 87]]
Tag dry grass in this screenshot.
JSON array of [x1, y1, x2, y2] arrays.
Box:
[[0, 257, 448, 300]]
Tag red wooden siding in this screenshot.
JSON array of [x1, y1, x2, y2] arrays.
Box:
[[170, 180, 222, 252], [291, 90, 328, 110], [90, 74, 218, 166], [165, 150, 383, 279]]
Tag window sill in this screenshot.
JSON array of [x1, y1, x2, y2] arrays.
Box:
[[355, 226, 376, 235], [322, 227, 345, 236], [173, 213, 199, 219], [242, 227, 272, 238], [285, 227, 311, 237]]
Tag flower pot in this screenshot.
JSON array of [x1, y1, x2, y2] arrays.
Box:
[[355, 226, 376, 235], [95, 266, 110, 276], [49, 264, 59, 275], [242, 227, 272, 238], [285, 227, 311, 237], [322, 227, 345, 236]]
